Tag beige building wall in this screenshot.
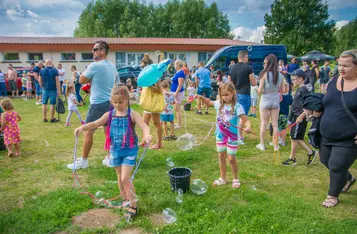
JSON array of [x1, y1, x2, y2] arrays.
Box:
[[0, 51, 210, 76]]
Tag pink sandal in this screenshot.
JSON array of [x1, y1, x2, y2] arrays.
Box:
[[232, 179, 241, 189], [213, 177, 226, 186], [150, 143, 162, 149]]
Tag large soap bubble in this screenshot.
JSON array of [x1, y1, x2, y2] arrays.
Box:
[[162, 208, 177, 224], [176, 133, 197, 151], [191, 179, 208, 195]]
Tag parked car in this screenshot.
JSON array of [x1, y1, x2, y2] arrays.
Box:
[[117, 66, 142, 88], [205, 45, 287, 76]]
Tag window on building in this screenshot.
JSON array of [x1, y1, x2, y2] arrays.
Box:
[[81, 53, 93, 61], [168, 52, 188, 62], [28, 53, 43, 61], [116, 52, 126, 68], [61, 53, 76, 61], [198, 52, 207, 63], [3, 53, 20, 61]]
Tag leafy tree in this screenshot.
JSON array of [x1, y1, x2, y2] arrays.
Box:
[[334, 18, 357, 55], [74, 0, 232, 38], [264, 0, 335, 55]]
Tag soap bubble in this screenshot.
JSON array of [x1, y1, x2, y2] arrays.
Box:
[[252, 185, 257, 191], [107, 200, 122, 207], [176, 133, 197, 151], [162, 208, 177, 224], [247, 46, 253, 52], [95, 190, 105, 198], [191, 179, 208, 195], [175, 189, 183, 204], [166, 157, 175, 167]]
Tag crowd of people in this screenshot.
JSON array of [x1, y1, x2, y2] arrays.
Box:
[[1, 40, 356, 219]]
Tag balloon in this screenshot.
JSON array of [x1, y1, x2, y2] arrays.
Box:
[[137, 59, 171, 87]]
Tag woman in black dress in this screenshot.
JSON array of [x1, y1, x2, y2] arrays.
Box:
[[319, 49, 357, 208]]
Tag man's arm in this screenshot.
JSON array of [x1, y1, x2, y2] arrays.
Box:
[[249, 73, 257, 86], [56, 76, 60, 95], [79, 74, 90, 84], [38, 74, 43, 88]]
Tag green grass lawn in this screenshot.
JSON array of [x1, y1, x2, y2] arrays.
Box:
[[0, 98, 356, 234]]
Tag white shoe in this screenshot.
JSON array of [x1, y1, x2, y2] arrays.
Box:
[[102, 156, 111, 167], [67, 158, 88, 170], [256, 144, 266, 151], [237, 138, 245, 145], [278, 137, 286, 146], [36, 102, 41, 105], [174, 124, 182, 129]]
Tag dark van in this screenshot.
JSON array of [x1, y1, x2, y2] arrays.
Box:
[[205, 44, 287, 75]]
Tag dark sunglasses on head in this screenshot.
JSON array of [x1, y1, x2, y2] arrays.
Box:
[[341, 51, 357, 59]]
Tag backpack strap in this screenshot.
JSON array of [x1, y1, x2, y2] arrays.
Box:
[[340, 78, 357, 127]]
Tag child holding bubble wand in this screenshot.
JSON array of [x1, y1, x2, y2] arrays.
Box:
[[195, 82, 251, 188], [74, 85, 152, 220]]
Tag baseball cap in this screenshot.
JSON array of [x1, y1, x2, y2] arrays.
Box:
[[290, 69, 306, 79]]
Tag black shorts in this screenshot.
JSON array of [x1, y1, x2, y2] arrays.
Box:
[[290, 114, 307, 140], [85, 101, 111, 123]]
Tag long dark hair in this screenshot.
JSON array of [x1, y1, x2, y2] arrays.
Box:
[[216, 70, 224, 81], [260, 54, 278, 85]]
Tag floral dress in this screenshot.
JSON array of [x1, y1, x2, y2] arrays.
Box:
[[3, 111, 21, 145]]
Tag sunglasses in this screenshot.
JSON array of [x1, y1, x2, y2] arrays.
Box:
[[92, 47, 103, 52]]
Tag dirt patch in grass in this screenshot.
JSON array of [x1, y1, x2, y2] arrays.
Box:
[[72, 208, 121, 228], [149, 213, 165, 227], [117, 228, 146, 234]]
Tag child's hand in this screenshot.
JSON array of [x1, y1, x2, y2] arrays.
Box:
[[244, 126, 251, 133], [74, 126, 84, 136], [143, 134, 153, 144]]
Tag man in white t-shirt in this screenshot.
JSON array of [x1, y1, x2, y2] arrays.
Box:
[[57, 64, 66, 95]]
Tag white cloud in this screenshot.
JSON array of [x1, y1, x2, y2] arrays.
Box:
[[326, 0, 357, 10], [5, 9, 24, 21], [25, 0, 85, 9], [232, 25, 266, 43], [27, 10, 39, 18], [335, 20, 349, 30]]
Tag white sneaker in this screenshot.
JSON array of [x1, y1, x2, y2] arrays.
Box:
[[102, 156, 111, 167], [256, 144, 266, 151], [174, 124, 182, 129], [67, 158, 88, 170], [237, 138, 245, 145], [278, 137, 286, 146], [36, 101, 41, 105]]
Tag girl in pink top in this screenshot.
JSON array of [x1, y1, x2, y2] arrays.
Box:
[[1, 98, 21, 157]]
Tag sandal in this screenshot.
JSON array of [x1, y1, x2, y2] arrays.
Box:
[[8, 152, 16, 157], [170, 135, 177, 140], [322, 196, 339, 208], [342, 177, 356, 193], [150, 144, 162, 149], [212, 177, 226, 186], [232, 179, 241, 189], [124, 206, 138, 221], [163, 136, 171, 141]]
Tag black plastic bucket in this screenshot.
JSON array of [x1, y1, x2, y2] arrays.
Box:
[[184, 103, 191, 111], [0, 134, 5, 151], [168, 167, 192, 193]]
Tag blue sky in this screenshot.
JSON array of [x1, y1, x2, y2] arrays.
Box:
[[0, 0, 356, 42]]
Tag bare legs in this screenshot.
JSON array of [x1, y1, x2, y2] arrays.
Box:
[[218, 152, 238, 181]]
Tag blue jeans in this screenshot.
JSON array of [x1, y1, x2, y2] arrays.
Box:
[[237, 94, 251, 115], [35, 81, 42, 96], [0, 82, 7, 96], [75, 83, 83, 103]]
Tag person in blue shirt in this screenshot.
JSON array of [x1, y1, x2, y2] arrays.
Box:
[[170, 60, 185, 128], [287, 57, 300, 93], [39, 60, 60, 123], [319, 61, 331, 93], [195, 61, 211, 115], [67, 40, 118, 170]]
